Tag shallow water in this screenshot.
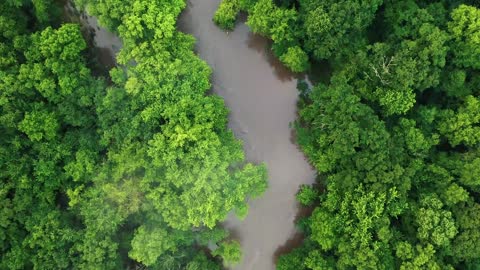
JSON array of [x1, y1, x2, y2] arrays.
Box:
[[178, 1, 316, 269]]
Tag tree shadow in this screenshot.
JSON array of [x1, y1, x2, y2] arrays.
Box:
[[272, 201, 316, 265], [245, 27, 299, 82]]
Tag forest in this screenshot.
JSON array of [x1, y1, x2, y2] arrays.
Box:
[[0, 0, 266, 268], [1, 0, 480, 269], [214, 0, 480, 269]]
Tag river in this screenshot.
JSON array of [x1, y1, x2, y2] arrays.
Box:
[[178, 1, 316, 270], [68, 0, 316, 268]]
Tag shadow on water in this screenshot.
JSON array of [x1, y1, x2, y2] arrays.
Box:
[[272, 176, 329, 265], [307, 59, 332, 85], [265, 49, 299, 82], [239, 13, 299, 82], [63, 0, 121, 78], [246, 32, 266, 53], [273, 232, 304, 264], [245, 31, 299, 82], [272, 203, 315, 264], [95, 47, 117, 70]]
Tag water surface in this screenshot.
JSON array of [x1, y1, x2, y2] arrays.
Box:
[[64, 1, 122, 69], [179, 1, 316, 269], [66, 1, 315, 268]]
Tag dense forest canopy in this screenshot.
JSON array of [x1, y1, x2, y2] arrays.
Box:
[[3, 0, 480, 269], [0, 0, 266, 268], [213, 0, 480, 269]]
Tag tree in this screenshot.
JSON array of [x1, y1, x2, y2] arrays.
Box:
[[213, 240, 243, 266], [272, 1, 480, 269], [437, 96, 480, 147], [129, 225, 191, 266], [296, 184, 318, 206], [448, 5, 480, 69], [213, 0, 241, 30], [299, 0, 383, 60], [2, 0, 268, 268], [415, 195, 457, 247], [0, 18, 104, 268], [279, 46, 309, 72]]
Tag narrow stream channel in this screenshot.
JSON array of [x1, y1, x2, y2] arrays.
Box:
[[179, 1, 316, 269]]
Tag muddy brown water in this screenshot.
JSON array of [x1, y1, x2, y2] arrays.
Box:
[[179, 1, 316, 269], [68, 0, 316, 268]]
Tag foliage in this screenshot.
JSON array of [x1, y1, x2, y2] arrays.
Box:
[[227, 0, 480, 269], [0, 15, 104, 268], [212, 240, 243, 266], [279, 46, 309, 73], [245, 0, 306, 71], [296, 184, 318, 206], [222, 0, 383, 66], [448, 4, 480, 69], [213, 0, 241, 30], [299, 0, 383, 60], [1, 0, 267, 268]]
